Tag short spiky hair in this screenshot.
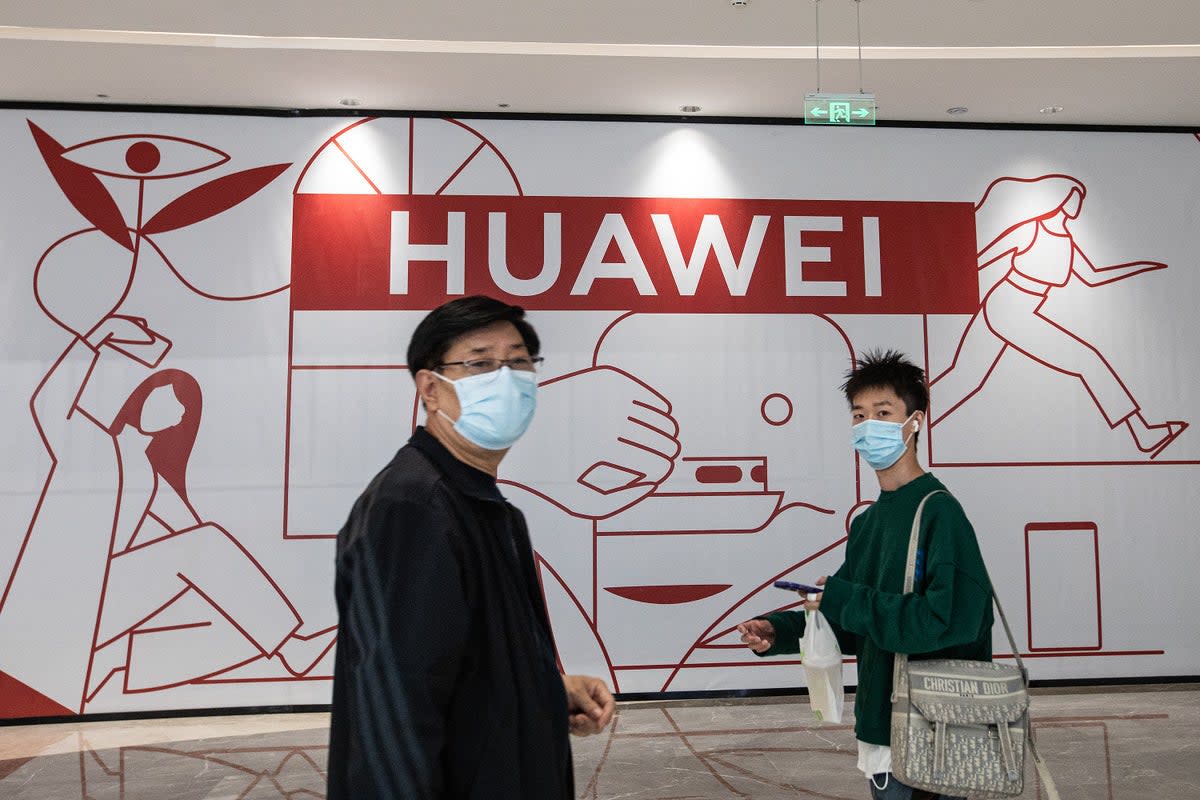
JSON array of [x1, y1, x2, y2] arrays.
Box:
[[841, 349, 929, 417]]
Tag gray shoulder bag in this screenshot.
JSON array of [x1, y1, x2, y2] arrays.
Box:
[[889, 490, 1061, 799]]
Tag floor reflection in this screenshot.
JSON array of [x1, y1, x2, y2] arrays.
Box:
[[1, 687, 1196, 799]]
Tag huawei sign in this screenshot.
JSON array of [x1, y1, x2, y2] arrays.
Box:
[[291, 194, 978, 313]]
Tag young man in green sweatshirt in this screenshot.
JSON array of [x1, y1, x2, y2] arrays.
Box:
[[738, 350, 993, 800]]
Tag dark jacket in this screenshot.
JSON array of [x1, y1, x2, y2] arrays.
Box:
[[327, 427, 572, 799]]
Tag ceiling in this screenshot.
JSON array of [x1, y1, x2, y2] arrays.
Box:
[[1, 0, 1198, 127]]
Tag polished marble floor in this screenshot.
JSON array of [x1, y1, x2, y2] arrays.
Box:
[[1, 685, 1196, 799]]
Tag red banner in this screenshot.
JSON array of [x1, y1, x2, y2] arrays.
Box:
[[291, 194, 978, 313]]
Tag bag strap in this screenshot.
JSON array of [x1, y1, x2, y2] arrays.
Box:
[[1030, 735, 1062, 799], [891, 489, 946, 701], [892, 489, 1062, 800], [894, 490, 1026, 678]]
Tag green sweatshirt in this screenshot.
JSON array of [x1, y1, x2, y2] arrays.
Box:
[[759, 472, 993, 745]]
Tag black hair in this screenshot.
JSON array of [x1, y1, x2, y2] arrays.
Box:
[[406, 295, 540, 376], [841, 349, 929, 441]]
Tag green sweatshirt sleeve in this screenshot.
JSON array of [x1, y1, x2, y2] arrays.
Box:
[[755, 557, 858, 658], [754, 610, 804, 656], [819, 502, 992, 656]]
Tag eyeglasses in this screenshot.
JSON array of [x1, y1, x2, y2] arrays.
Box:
[[433, 356, 544, 375]]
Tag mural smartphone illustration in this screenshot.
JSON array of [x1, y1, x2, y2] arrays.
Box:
[[104, 331, 172, 368], [773, 580, 823, 594]]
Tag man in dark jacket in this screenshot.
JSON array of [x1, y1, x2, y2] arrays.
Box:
[[327, 295, 615, 800]]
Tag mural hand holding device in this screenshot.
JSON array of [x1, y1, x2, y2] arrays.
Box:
[[0, 120, 323, 718], [503, 365, 681, 520], [85, 314, 172, 368]]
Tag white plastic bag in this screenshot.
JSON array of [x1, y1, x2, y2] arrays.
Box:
[[799, 609, 844, 723]]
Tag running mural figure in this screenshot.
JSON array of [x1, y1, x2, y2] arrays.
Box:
[[930, 174, 1187, 458]]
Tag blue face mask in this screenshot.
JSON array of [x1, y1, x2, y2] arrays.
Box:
[[851, 412, 917, 470], [436, 366, 537, 451]]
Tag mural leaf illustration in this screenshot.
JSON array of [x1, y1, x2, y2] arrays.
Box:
[[27, 120, 133, 251], [140, 163, 291, 235]]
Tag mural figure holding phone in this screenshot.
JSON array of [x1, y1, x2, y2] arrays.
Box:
[[0, 314, 332, 713], [0, 121, 312, 716], [87, 368, 334, 699]]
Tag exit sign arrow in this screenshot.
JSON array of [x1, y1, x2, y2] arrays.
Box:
[[804, 93, 877, 126]]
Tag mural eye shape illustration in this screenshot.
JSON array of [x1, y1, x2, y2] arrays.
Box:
[[61, 135, 230, 179]]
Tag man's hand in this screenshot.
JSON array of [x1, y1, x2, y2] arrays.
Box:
[[737, 619, 776, 653], [562, 674, 615, 736]]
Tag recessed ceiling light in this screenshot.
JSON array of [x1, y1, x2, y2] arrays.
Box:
[[946, 106, 969, 115], [679, 105, 702, 113], [339, 97, 362, 107], [1040, 105, 1064, 114]]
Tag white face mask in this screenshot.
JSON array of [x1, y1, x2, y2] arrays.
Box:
[[435, 367, 537, 451]]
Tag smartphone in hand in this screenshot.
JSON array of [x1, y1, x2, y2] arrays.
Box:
[[773, 580, 823, 594]]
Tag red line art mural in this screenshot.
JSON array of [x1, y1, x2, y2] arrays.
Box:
[[284, 118, 872, 694], [0, 122, 332, 718], [1, 113, 1191, 718], [494, 312, 860, 693], [281, 117, 1181, 699], [929, 174, 1188, 461], [284, 116, 526, 541], [1025, 521, 1103, 653]]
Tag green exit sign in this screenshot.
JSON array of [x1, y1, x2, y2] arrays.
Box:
[[804, 93, 877, 126]]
